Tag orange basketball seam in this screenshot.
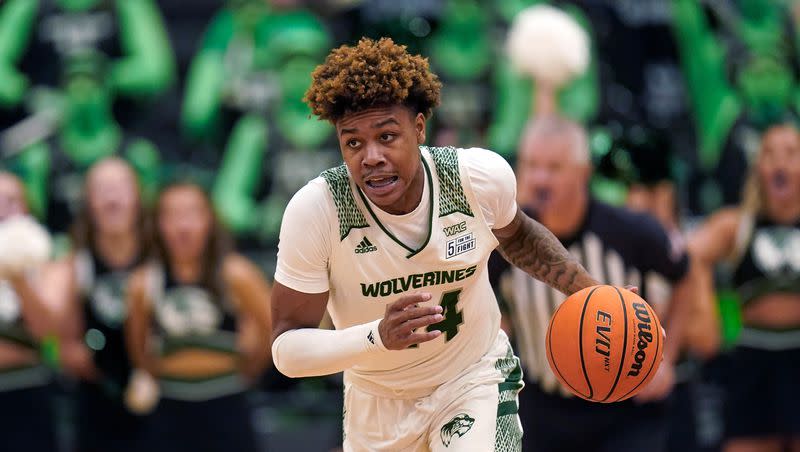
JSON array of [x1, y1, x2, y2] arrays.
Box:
[[547, 301, 585, 400], [600, 286, 628, 402], [577, 286, 600, 400]]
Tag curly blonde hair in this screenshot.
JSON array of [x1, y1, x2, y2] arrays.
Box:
[[304, 37, 442, 122]]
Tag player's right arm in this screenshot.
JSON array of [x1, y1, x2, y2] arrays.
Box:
[[42, 257, 98, 380], [465, 148, 598, 295], [270, 180, 442, 378], [686, 207, 739, 357], [688, 207, 740, 265], [125, 267, 159, 376], [271, 284, 442, 378]]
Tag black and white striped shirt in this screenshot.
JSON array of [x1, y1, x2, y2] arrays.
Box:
[[490, 199, 689, 395]]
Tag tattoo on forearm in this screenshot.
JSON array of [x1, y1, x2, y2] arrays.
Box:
[[497, 215, 597, 295]]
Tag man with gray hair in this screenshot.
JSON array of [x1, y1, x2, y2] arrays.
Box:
[[491, 115, 696, 452]]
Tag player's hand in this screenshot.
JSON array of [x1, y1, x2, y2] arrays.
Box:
[[624, 285, 639, 295], [378, 292, 443, 350], [634, 328, 674, 403]]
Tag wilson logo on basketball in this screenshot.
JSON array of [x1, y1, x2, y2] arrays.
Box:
[[594, 310, 612, 372], [627, 302, 654, 377]]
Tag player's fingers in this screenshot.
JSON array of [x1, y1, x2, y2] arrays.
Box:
[[394, 305, 442, 324], [404, 329, 441, 346], [402, 313, 444, 332], [634, 379, 661, 403], [638, 381, 668, 403], [389, 292, 433, 312], [624, 285, 640, 295]]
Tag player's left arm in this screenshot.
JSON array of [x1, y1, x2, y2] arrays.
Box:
[[662, 261, 699, 365], [125, 268, 160, 377], [7, 269, 57, 341], [493, 209, 599, 295], [223, 254, 272, 382], [633, 262, 696, 402]]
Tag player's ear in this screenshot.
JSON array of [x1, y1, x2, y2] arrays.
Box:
[[415, 113, 426, 144]]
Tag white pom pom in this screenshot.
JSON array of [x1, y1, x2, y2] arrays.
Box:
[[506, 4, 590, 87], [0, 216, 52, 274]]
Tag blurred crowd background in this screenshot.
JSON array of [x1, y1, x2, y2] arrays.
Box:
[[1, 0, 799, 450]]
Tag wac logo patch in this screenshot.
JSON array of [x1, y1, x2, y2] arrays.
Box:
[[443, 221, 467, 237], [440, 413, 475, 447]]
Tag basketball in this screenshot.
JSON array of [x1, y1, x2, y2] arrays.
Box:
[[545, 285, 663, 403]]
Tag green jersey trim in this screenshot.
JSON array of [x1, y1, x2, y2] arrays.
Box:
[[494, 346, 524, 451], [321, 165, 370, 241], [158, 372, 246, 401], [159, 331, 239, 357], [356, 157, 435, 258], [427, 146, 474, 218]]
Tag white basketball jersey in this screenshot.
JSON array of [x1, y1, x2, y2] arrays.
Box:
[[321, 147, 501, 391]]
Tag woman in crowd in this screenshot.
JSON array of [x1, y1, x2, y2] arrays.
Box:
[[690, 123, 800, 452], [0, 171, 58, 452], [46, 157, 149, 452], [126, 181, 271, 452]]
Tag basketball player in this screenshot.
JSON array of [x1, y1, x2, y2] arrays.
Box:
[[690, 124, 800, 452], [270, 37, 609, 451], [0, 172, 58, 452], [493, 116, 695, 452], [126, 182, 271, 452], [44, 158, 149, 452]]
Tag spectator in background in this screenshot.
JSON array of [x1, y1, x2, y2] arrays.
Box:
[[689, 123, 800, 452], [126, 182, 271, 452], [0, 172, 58, 452], [493, 115, 696, 452], [44, 158, 149, 452]]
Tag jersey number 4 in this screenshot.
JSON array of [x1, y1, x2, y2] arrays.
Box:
[[427, 289, 463, 341]]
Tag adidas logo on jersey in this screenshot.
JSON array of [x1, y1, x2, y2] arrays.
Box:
[[355, 237, 378, 254]]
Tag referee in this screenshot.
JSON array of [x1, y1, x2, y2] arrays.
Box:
[[491, 116, 697, 452]]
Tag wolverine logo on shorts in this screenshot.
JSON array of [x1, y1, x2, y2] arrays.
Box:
[[440, 413, 475, 447]]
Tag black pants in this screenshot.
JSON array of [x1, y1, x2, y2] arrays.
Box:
[[520, 381, 670, 452], [666, 377, 725, 452], [724, 346, 800, 439], [0, 385, 58, 452], [143, 392, 260, 452], [76, 381, 148, 452]]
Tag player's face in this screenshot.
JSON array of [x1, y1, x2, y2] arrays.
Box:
[[158, 186, 213, 263], [87, 160, 140, 235], [336, 105, 427, 215], [0, 173, 27, 221], [517, 134, 589, 215], [758, 126, 800, 207]]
